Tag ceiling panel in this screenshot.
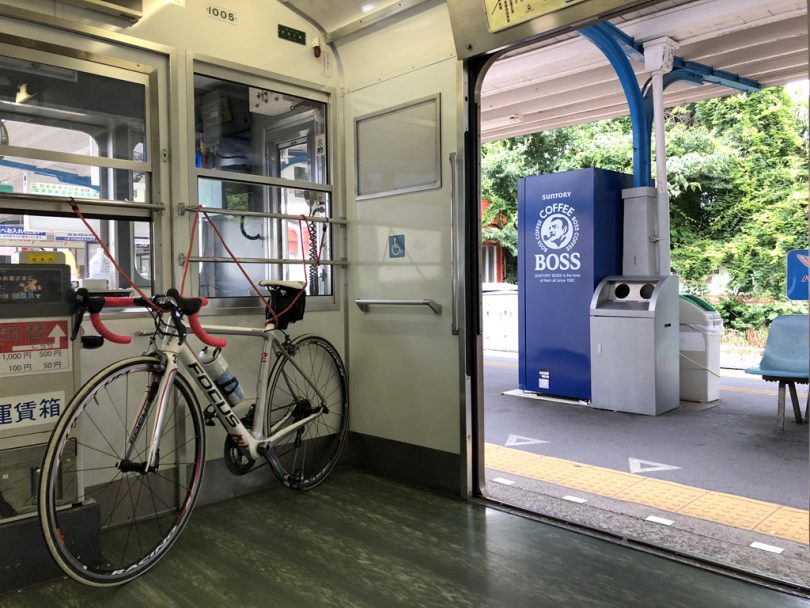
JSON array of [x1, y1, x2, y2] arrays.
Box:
[[481, 0, 808, 141]]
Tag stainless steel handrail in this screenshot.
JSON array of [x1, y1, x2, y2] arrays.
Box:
[[0, 192, 164, 211], [449, 152, 460, 335], [189, 256, 347, 267], [179, 204, 347, 225], [355, 299, 442, 315]]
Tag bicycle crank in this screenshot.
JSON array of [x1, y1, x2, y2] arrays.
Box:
[[223, 435, 255, 475]]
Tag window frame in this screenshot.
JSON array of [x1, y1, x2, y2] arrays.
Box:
[[354, 93, 442, 201], [185, 57, 342, 313], [0, 32, 164, 293]]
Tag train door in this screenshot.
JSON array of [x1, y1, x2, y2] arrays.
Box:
[[459, 0, 809, 591], [344, 56, 466, 491]]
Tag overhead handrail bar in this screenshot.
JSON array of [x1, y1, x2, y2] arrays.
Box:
[[195, 167, 333, 194], [0, 192, 164, 212], [355, 299, 442, 315], [179, 204, 347, 225], [189, 256, 347, 267]]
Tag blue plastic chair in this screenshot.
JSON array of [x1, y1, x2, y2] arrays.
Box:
[[746, 315, 809, 431]]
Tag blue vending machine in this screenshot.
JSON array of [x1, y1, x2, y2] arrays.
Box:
[[518, 168, 629, 400]]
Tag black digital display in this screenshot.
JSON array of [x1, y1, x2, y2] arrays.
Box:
[[0, 265, 68, 305]]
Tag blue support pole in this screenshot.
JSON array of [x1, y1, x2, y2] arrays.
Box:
[[579, 23, 761, 189], [579, 24, 651, 188]]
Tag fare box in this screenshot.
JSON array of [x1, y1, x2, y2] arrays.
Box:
[[0, 318, 71, 378]]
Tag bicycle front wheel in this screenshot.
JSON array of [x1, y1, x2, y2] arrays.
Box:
[[265, 335, 348, 490], [39, 356, 205, 587]]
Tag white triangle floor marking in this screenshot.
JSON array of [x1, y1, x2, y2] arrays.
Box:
[[628, 457, 681, 474], [505, 434, 548, 447]]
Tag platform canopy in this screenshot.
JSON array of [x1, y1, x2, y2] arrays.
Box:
[[481, 0, 808, 141]]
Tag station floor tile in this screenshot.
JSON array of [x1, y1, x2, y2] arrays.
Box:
[[755, 507, 810, 544], [486, 444, 586, 483], [558, 467, 641, 496], [614, 478, 707, 512], [485, 443, 810, 544], [679, 493, 780, 530]]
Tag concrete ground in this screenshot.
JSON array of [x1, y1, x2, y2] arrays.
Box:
[[482, 350, 809, 588]]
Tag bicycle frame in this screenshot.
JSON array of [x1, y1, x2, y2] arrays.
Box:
[[139, 314, 327, 470]]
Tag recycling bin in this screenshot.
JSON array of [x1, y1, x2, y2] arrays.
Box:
[[589, 275, 680, 415], [679, 295, 723, 402]]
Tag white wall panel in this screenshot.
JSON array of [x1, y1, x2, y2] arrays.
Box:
[[340, 3, 462, 454], [337, 3, 455, 92]]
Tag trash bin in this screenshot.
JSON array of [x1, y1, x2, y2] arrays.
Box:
[[679, 295, 723, 402], [589, 275, 680, 415]]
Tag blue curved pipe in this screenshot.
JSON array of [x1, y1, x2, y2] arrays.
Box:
[[578, 24, 651, 188]]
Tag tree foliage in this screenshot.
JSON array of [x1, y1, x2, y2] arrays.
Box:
[[481, 86, 809, 328]]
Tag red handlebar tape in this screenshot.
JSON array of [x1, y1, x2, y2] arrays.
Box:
[[90, 313, 132, 344], [90, 295, 227, 348], [188, 313, 227, 348]]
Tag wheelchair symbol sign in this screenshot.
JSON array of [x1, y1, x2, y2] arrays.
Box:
[[389, 235, 405, 258]]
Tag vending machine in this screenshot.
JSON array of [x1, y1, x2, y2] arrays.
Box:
[[518, 168, 629, 400]]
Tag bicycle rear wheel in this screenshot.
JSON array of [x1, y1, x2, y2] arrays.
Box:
[[39, 356, 205, 586], [265, 335, 348, 490]]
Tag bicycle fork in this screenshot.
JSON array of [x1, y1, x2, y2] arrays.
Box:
[[120, 351, 180, 474]]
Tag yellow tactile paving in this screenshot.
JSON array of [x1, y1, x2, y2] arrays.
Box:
[[754, 508, 810, 544], [558, 467, 641, 496], [679, 493, 780, 529], [485, 442, 809, 545], [614, 478, 707, 512], [486, 443, 586, 483], [721, 385, 809, 398]]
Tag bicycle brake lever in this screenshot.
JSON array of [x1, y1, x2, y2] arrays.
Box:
[[71, 288, 89, 341], [170, 308, 188, 344]]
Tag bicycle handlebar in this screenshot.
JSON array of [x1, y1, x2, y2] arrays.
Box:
[[80, 289, 227, 348]]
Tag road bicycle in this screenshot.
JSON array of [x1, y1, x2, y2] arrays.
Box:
[[37, 282, 348, 587]]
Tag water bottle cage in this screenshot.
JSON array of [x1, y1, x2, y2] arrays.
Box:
[[217, 375, 240, 395]]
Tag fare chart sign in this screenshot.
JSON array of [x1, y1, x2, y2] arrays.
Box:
[[0, 318, 71, 377]]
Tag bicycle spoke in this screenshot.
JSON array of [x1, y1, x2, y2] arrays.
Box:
[[41, 358, 205, 585], [86, 399, 125, 460], [266, 338, 347, 491]]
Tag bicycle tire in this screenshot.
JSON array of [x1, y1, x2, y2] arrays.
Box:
[[39, 355, 205, 586], [264, 335, 348, 490]]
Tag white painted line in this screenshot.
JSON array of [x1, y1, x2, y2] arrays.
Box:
[[629, 458, 681, 474], [749, 542, 784, 555], [492, 477, 515, 486], [505, 433, 548, 447], [562, 495, 588, 504], [645, 515, 675, 526]]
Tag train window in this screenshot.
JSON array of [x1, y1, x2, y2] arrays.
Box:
[[0, 50, 154, 291], [192, 71, 333, 299], [0, 216, 152, 288], [355, 95, 441, 199], [193, 74, 327, 183], [196, 180, 332, 298]]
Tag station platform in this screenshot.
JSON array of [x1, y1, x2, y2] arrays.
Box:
[[484, 351, 809, 588], [2, 468, 808, 607]]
